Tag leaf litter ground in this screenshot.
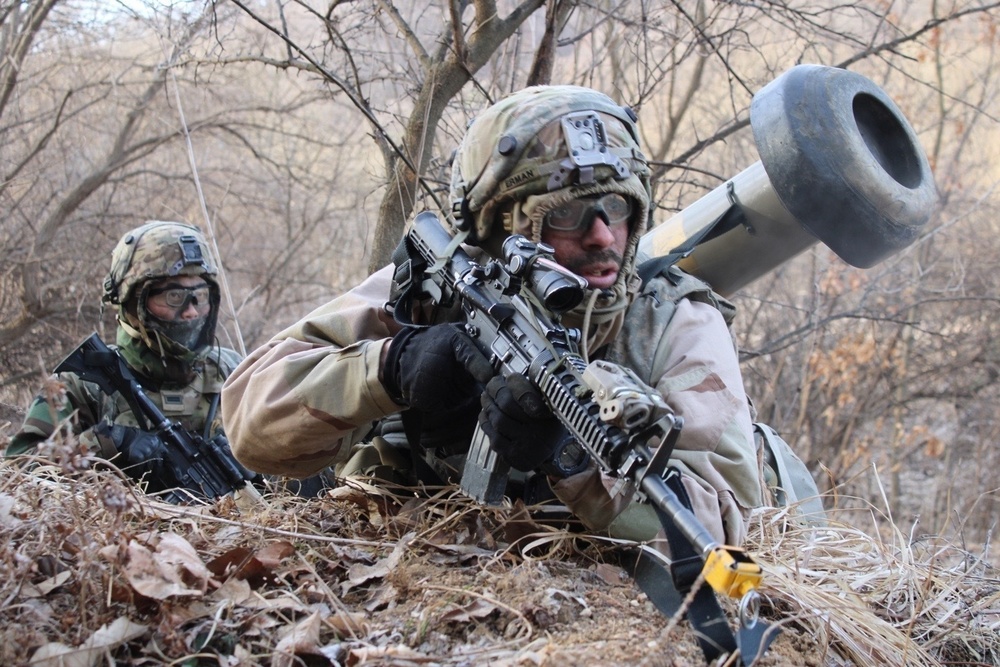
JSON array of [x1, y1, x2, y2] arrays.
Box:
[[1, 436, 998, 667]]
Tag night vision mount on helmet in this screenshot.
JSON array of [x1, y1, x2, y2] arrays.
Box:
[[447, 85, 652, 247], [104, 220, 218, 307]]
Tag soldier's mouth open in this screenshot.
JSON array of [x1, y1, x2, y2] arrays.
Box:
[[580, 266, 619, 289]]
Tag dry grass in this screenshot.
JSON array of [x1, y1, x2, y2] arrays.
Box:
[[748, 500, 999, 667], [1, 433, 998, 667]]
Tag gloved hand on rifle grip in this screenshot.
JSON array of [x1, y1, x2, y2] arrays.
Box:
[[381, 323, 494, 412], [93, 421, 168, 481], [479, 373, 565, 472]]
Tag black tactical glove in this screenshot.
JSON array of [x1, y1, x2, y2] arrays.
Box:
[[479, 374, 565, 472], [381, 324, 494, 412], [93, 421, 168, 481]]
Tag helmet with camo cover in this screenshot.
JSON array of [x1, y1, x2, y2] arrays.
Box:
[[448, 85, 651, 344], [449, 85, 650, 245], [103, 221, 221, 360]]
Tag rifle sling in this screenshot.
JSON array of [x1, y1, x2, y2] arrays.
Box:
[[631, 468, 778, 667], [389, 234, 429, 327], [204, 393, 220, 441]]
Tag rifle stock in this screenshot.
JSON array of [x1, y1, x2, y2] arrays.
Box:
[[55, 333, 255, 503]]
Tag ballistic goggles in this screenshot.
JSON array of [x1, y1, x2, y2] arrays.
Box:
[[543, 193, 634, 233], [146, 283, 211, 313]]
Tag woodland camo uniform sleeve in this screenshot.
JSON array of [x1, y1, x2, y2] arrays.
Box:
[[6, 373, 103, 457], [221, 265, 405, 478]]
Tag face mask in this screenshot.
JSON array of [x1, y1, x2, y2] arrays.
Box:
[[150, 316, 207, 351]]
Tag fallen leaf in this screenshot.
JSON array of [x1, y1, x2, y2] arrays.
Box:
[[924, 435, 945, 458], [21, 570, 73, 598], [211, 577, 254, 605], [122, 533, 212, 600], [425, 542, 496, 564], [592, 563, 628, 586], [271, 610, 322, 667], [206, 542, 295, 588], [347, 644, 432, 663], [437, 597, 499, 624], [206, 545, 253, 578], [255, 540, 297, 568], [363, 582, 398, 613], [29, 616, 148, 667], [0, 492, 22, 529], [328, 609, 369, 637], [342, 532, 413, 595]]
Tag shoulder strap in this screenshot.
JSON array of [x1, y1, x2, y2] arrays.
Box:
[[636, 198, 750, 288], [211, 347, 243, 376], [634, 258, 737, 327], [636, 254, 685, 288]]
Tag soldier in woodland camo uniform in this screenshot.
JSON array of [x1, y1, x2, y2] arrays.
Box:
[[7, 221, 242, 493], [222, 86, 819, 544]]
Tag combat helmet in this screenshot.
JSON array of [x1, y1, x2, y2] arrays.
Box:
[[448, 86, 651, 343], [103, 221, 221, 359], [449, 85, 650, 245]]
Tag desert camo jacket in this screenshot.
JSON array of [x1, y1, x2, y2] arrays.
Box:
[[222, 262, 762, 547]]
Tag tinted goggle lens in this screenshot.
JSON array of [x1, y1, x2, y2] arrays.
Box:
[[544, 193, 633, 232]]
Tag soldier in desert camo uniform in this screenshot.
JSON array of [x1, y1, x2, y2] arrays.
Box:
[[221, 85, 821, 543]]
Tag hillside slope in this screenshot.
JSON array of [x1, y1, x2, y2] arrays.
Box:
[[1, 439, 997, 667]]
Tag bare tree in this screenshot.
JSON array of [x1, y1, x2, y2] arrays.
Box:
[[2, 0, 1000, 544], [1, 1, 209, 383], [225, 0, 574, 273], [0, 1, 372, 395]]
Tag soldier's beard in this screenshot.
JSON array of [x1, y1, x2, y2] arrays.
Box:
[[560, 249, 623, 288]]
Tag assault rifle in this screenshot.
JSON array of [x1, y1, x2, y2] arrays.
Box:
[[390, 213, 773, 664], [55, 333, 258, 504]]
